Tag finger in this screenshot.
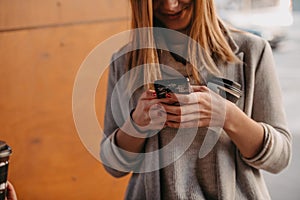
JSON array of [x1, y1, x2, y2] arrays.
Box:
[[166, 118, 211, 128], [166, 112, 201, 123], [191, 85, 209, 92], [175, 89, 214, 105], [147, 97, 177, 109], [165, 107, 212, 123], [171, 92, 200, 105], [140, 89, 157, 100], [162, 103, 203, 116], [156, 86, 210, 105]]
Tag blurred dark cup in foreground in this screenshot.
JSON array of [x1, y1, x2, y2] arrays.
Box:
[[0, 141, 12, 200], [207, 76, 242, 103]]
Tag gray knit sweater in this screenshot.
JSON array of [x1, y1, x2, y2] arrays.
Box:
[[100, 29, 292, 200]]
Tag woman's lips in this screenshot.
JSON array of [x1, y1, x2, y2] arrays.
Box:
[[160, 4, 191, 20], [162, 10, 184, 20]]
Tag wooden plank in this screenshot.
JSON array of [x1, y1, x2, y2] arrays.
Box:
[[0, 0, 130, 31], [0, 19, 131, 199]]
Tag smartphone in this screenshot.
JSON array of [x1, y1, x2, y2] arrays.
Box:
[[154, 77, 191, 99]]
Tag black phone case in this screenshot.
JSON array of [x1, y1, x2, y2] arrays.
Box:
[[154, 78, 191, 99]]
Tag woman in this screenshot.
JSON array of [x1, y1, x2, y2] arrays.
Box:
[[100, 0, 291, 199]]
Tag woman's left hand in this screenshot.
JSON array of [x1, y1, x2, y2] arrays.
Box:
[[161, 85, 228, 129], [162, 85, 265, 158]]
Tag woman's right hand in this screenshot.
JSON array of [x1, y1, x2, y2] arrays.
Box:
[[131, 89, 169, 132], [114, 89, 168, 153]]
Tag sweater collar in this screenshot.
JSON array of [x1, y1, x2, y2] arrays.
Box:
[[219, 20, 240, 54]]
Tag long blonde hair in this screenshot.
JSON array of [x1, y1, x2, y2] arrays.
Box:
[[128, 0, 238, 88]]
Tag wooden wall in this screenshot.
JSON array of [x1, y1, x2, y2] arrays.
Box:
[[0, 0, 131, 199]]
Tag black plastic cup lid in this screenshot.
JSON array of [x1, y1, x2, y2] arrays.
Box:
[[208, 77, 242, 95], [0, 141, 12, 158]]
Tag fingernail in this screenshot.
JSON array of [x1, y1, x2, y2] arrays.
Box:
[[166, 93, 171, 98], [152, 92, 157, 97]]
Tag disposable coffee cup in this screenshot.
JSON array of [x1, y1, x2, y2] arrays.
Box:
[[207, 76, 242, 103], [0, 141, 12, 200]]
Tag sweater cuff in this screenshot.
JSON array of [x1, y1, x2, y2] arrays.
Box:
[[241, 123, 271, 166], [111, 130, 143, 162], [241, 122, 291, 173], [101, 129, 144, 172]]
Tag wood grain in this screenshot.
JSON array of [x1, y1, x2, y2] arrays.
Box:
[[0, 0, 130, 31], [0, 19, 131, 199]]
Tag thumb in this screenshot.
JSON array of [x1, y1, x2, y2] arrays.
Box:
[[140, 89, 157, 100], [191, 85, 208, 92]]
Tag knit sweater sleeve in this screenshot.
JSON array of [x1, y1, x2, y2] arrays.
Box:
[[241, 39, 292, 173], [100, 52, 144, 177]]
